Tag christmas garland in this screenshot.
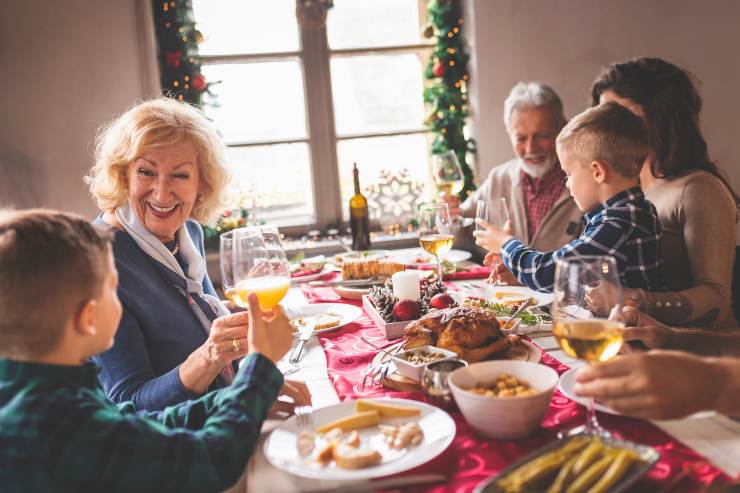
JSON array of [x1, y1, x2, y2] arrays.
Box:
[[423, 0, 477, 198], [151, 0, 211, 105]]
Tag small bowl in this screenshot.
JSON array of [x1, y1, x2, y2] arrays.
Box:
[[391, 345, 458, 381], [449, 360, 558, 439]]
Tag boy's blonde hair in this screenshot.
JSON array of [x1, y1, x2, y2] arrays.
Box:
[[0, 209, 112, 358], [556, 102, 649, 178], [85, 98, 231, 223]]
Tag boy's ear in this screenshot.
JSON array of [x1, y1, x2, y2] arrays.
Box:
[[590, 160, 608, 184], [73, 299, 98, 337]]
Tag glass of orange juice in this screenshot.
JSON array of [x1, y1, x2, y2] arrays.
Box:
[[230, 227, 291, 311]]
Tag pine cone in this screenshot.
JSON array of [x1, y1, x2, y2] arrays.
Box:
[[369, 285, 397, 322], [419, 280, 448, 315]]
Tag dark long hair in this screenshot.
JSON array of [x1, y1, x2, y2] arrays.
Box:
[[591, 57, 739, 204]]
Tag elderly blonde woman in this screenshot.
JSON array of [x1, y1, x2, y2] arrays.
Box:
[[86, 98, 310, 410]]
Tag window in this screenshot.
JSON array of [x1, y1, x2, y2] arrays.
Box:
[[192, 0, 433, 233]]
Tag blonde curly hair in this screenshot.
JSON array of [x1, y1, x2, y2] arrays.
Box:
[[85, 98, 231, 223]]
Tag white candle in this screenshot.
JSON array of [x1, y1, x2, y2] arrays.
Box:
[[392, 270, 420, 301]]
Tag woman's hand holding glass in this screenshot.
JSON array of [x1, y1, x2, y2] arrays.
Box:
[[230, 228, 291, 312]]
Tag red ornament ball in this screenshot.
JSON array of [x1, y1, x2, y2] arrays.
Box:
[[192, 74, 207, 91], [429, 293, 456, 310], [432, 61, 446, 77], [392, 299, 421, 322]]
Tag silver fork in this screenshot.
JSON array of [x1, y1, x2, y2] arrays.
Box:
[[294, 405, 313, 429]]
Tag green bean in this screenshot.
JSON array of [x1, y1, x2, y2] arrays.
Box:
[[585, 450, 640, 493], [546, 455, 579, 493], [571, 440, 604, 476], [565, 454, 615, 493]]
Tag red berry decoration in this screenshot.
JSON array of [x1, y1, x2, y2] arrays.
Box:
[[429, 293, 455, 310], [192, 74, 207, 91], [432, 61, 446, 77], [392, 299, 421, 322]]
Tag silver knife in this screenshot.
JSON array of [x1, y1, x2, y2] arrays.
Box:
[[299, 473, 447, 493], [289, 318, 317, 363]]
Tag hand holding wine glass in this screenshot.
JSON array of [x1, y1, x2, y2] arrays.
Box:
[[432, 150, 464, 198], [418, 203, 454, 280], [476, 198, 510, 285], [231, 227, 291, 312], [552, 255, 624, 436]]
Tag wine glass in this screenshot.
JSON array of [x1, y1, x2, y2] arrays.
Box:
[[231, 227, 291, 311], [418, 203, 454, 280], [219, 230, 236, 303], [477, 198, 510, 286], [432, 150, 464, 198], [552, 255, 624, 436], [259, 225, 290, 279]]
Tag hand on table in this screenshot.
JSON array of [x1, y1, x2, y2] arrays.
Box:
[[473, 219, 513, 253], [620, 307, 674, 353], [483, 252, 519, 285], [573, 350, 724, 420], [270, 379, 313, 417]]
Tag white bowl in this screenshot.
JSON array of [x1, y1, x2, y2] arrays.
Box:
[[448, 360, 558, 439], [391, 345, 458, 381]]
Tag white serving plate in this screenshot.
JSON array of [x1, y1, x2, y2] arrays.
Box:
[[263, 398, 456, 480]]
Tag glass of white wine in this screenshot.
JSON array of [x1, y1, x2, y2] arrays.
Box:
[[432, 150, 464, 198], [552, 255, 624, 436], [477, 198, 510, 285], [418, 202, 454, 280], [231, 227, 291, 311]]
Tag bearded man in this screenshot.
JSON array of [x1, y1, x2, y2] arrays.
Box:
[[447, 82, 583, 271]]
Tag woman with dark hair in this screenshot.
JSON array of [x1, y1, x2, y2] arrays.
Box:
[[592, 57, 739, 328]]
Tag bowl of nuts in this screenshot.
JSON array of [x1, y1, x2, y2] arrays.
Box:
[[448, 361, 558, 439], [391, 346, 458, 382]]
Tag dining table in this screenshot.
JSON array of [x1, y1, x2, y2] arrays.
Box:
[[225, 250, 740, 493]]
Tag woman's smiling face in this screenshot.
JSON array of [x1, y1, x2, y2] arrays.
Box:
[[126, 140, 200, 242]]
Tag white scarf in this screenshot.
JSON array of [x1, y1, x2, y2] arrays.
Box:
[[115, 203, 229, 318]]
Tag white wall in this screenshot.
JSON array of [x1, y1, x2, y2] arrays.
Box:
[[463, 0, 740, 205], [0, 0, 159, 217]]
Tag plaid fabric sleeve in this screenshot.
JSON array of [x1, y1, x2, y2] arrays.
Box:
[[501, 219, 631, 292], [46, 353, 283, 493]]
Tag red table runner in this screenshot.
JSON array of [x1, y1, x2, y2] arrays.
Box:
[[300, 283, 730, 492]]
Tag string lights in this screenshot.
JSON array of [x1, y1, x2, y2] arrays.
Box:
[[423, 0, 476, 198]]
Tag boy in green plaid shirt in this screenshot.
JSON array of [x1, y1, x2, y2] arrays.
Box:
[[0, 209, 294, 492]]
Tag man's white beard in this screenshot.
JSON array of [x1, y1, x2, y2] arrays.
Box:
[[518, 155, 557, 179]]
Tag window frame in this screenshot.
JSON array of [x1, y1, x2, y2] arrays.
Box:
[[197, 3, 434, 237]]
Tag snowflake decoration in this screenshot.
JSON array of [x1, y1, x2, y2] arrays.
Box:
[[365, 169, 426, 228]]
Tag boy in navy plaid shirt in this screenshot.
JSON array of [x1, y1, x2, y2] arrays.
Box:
[[0, 209, 295, 492], [474, 102, 664, 292]]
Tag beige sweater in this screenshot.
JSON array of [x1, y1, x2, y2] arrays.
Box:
[[456, 159, 583, 259], [642, 171, 738, 328]]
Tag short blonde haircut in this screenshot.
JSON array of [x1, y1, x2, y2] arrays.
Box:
[[556, 102, 649, 179], [85, 98, 231, 223]]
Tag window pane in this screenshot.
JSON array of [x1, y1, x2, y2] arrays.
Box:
[[192, 0, 299, 55], [328, 0, 423, 50], [331, 54, 426, 136], [226, 144, 315, 226], [337, 134, 431, 222], [202, 62, 307, 144]]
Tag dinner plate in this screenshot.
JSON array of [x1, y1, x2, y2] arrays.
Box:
[[558, 367, 715, 419], [263, 397, 456, 480], [391, 248, 472, 268], [290, 265, 334, 284], [287, 303, 363, 336], [487, 285, 554, 308]]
